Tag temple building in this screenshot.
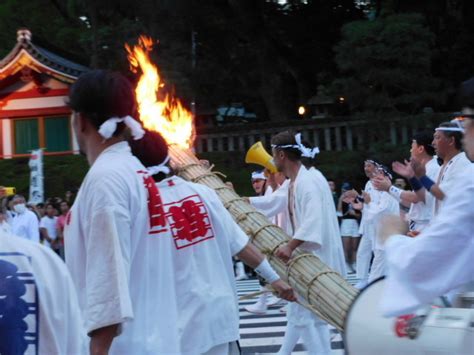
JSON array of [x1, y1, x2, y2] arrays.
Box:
[[0, 29, 88, 158]]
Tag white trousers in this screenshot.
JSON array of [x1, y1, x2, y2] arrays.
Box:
[[277, 304, 331, 355], [368, 249, 385, 283], [356, 233, 372, 282]]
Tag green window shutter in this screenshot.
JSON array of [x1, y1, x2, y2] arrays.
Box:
[[45, 117, 70, 152], [14, 119, 39, 154]]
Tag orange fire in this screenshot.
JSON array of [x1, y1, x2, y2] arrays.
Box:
[[126, 36, 195, 149]]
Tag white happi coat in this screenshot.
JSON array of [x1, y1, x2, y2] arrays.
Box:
[[252, 166, 345, 330], [11, 210, 40, 243], [0, 231, 86, 354], [66, 142, 249, 354], [381, 163, 474, 317], [407, 157, 440, 231], [434, 152, 471, 214], [359, 180, 399, 250], [250, 166, 345, 274]]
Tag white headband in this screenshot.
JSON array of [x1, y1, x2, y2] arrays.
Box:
[[147, 155, 171, 176], [435, 127, 464, 133], [271, 133, 320, 158], [435, 119, 465, 133], [98, 115, 145, 140], [251, 171, 266, 180]]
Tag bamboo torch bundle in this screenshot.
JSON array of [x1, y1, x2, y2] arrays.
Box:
[[168, 144, 358, 331]]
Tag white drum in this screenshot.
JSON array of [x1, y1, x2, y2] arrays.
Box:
[[344, 278, 474, 355]]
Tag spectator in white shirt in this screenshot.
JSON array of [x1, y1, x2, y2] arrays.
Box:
[[39, 203, 59, 252]]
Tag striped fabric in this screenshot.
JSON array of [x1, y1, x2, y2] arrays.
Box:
[[237, 275, 359, 354]]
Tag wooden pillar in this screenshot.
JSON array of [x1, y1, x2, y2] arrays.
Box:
[[335, 126, 342, 151], [356, 127, 365, 150], [228, 135, 235, 151], [249, 134, 256, 146], [196, 136, 203, 153], [217, 136, 224, 152], [401, 124, 408, 144], [207, 137, 213, 152], [313, 130, 320, 148], [390, 122, 397, 145], [301, 130, 309, 142], [346, 126, 353, 151], [324, 128, 331, 151], [238, 136, 245, 151]]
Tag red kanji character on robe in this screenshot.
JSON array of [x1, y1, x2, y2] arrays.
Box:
[[138, 171, 167, 234], [169, 200, 209, 241], [165, 194, 214, 249]]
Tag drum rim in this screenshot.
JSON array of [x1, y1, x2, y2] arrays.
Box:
[[343, 276, 386, 353]]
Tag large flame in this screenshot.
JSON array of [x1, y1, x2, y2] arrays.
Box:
[[126, 36, 195, 149]]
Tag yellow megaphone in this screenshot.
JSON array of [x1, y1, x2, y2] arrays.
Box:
[[0, 187, 16, 197], [245, 142, 278, 173]]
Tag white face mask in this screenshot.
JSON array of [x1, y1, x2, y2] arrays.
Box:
[[13, 203, 27, 214]]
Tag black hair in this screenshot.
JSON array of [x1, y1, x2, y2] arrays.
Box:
[[413, 131, 435, 156], [437, 122, 463, 150], [271, 130, 302, 161], [129, 129, 169, 181], [68, 70, 137, 136]]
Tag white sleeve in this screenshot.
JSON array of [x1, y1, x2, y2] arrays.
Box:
[[82, 179, 133, 334], [249, 182, 288, 218], [36, 246, 88, 353]]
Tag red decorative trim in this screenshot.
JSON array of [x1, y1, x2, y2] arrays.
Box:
[[0, 88, 69, 101], [0, 150, 77, 159], [0, 106, 71, 118], [0, 119, 3, 157]]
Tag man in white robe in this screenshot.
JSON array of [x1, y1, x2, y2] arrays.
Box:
[[0, 230, 86, 354], [392, 122, 470, 216], [65, 71, 295, 355], [250, 131, 345, 355], [245, 170, 289, 314], [380, 79, 474, 316], [373, 131, 440, 233], [381, 163, 474, 316], [351, 160, 378, 287], [345, 160, 399, 288]]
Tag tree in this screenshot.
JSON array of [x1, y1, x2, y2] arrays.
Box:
[[0, 0, 363, 121], [331, 13, 445, 114]]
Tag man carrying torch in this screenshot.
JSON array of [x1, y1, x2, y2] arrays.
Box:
[[65, 69, 295, 355]]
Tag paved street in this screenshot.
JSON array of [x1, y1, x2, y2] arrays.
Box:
[[237, 275, 359, 354]]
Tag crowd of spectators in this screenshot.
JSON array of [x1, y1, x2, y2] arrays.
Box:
[[0, 189, 74, 259]]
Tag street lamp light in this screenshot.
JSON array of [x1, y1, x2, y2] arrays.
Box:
[[298, 105, 306, 116]]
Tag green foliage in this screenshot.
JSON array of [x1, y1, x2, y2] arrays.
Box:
[[0, 0, 85, 59], [0, 155, 88, 198], [332, 13, 446, 114]]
